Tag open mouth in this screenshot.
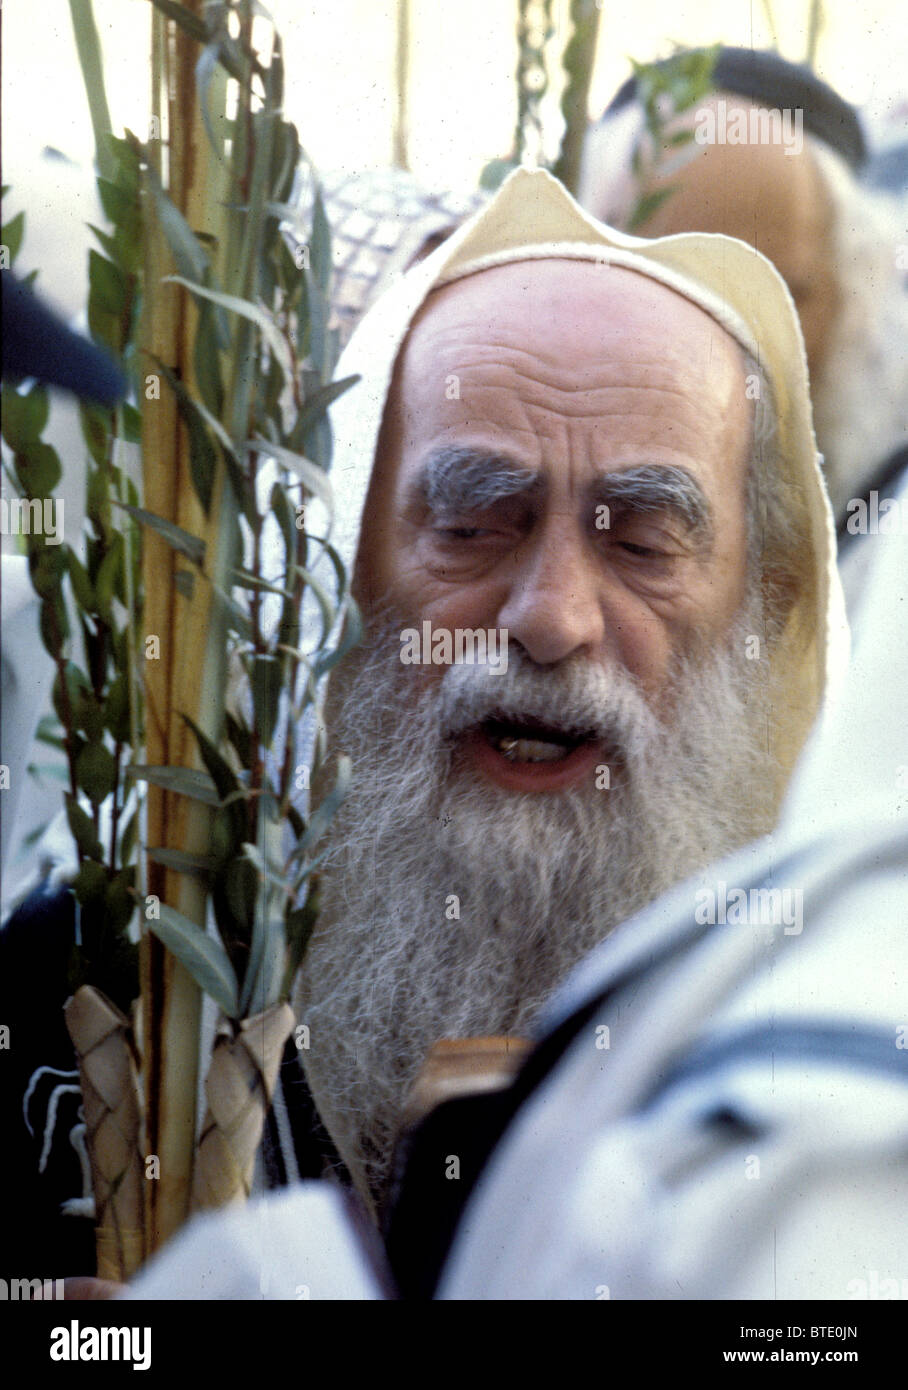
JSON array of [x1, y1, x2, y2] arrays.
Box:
[[453, 713, 607, 793], [480, 715, 597, 764]]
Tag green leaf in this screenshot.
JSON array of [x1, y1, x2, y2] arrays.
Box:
[[210, 803, 246, 866], [1, 382, 49, 451], [72, 857, 108, 903], [53, 661, 91, 724], [105, 866, 136, 933], [94, 532, 124, 621], [310, 185, 332, 294], [120, 401, 143, 444], [67, 547, 95, 609], [146, 847, 217, 877], [212, 585, 252, 640], [75, 691, 106, 743], [297, 755, 351, 854], [174, 569, 196, 599], [231, 566, 292, 598], [479, 157, 517, 192], [628, 187, 677, 232], [39, 592, 69, 659], [34, 713, 66, 751], [224, 849, 261, 934], [240, 883, 287, 1018], [193, 301, 225, 419], [1, 209, 25, 263], [13, 442, 62, 497], [127, 763, 219, 805], [251, 655, 282, 747], [89, 249, 129, 315], [283, 883, 320, 990], [96, 175, 138, 232], [119, 805, 139, 865], [270, 479, 296, 562], [163, 275, 294, 381], [116, 503, 205, 567], [88, 221, 121, 262], [26, 761, 71, 788], [76, 741, 117, 806], [182, 715, 240, 801], [65, 793, 104, 861], [313, 595, 362, 681], [104, 674, 132, 742], [253, 438, 333, 513], [148, 904, 240, 1018], [292, 562, 336, 646], [80, 404, 111, 470], [143, 160, 210, 284], [291, 374, 359, 443], [223, 715, 250, 771], [29, 544, 67, 600], [152, 358, 217, 513]]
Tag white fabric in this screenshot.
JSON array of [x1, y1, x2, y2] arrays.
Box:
[[119, 1184, 383, 1301], [437, 470, 908, 1301]]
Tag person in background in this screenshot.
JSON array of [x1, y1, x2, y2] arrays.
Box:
[[579, 47, 908, 614]]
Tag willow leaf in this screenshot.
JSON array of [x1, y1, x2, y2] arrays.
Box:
[[297, 755, 351, 855], [292, 375, 360, 443], [127, 764, 220, 805], [115, 502, 205, 567], [163, 276, 294, 380], [257, 438, 332, 513], [314, 595, 362, 680], [148, 904, 239, 1018], [146, 847, 217, 877]]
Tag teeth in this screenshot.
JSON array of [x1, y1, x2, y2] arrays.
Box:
[[495, 736, 568, 763]]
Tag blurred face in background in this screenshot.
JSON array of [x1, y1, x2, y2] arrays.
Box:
[[590, 95, 841, 384]]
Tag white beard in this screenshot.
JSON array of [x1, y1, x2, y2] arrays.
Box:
[[294, 604, 777, 1210]]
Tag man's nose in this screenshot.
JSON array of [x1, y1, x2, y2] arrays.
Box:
[[496, 519, 605, 666]]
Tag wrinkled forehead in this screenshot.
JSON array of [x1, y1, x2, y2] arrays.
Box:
[[384, 256, 750, 421]]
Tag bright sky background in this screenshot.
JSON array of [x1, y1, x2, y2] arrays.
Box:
[[1, 0, 905, 313], [3, 0, 906, 183]]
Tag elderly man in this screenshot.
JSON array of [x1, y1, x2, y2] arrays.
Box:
[[579, 48, 908, 601], [119, 167, 853, 1303], [291, 167, 842, 1215]]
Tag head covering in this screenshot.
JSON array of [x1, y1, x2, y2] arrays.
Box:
[[603, 46, 867, 171], [323, 166, 848, 808]]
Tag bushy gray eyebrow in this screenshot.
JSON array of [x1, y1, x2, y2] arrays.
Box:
[[418, 446, 539, 512], [416, 448, 712, 541], [595, 465, 713, 541]]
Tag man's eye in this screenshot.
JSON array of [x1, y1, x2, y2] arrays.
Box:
[[434, 526, 485, 540], [617, 540, 667, 559]]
